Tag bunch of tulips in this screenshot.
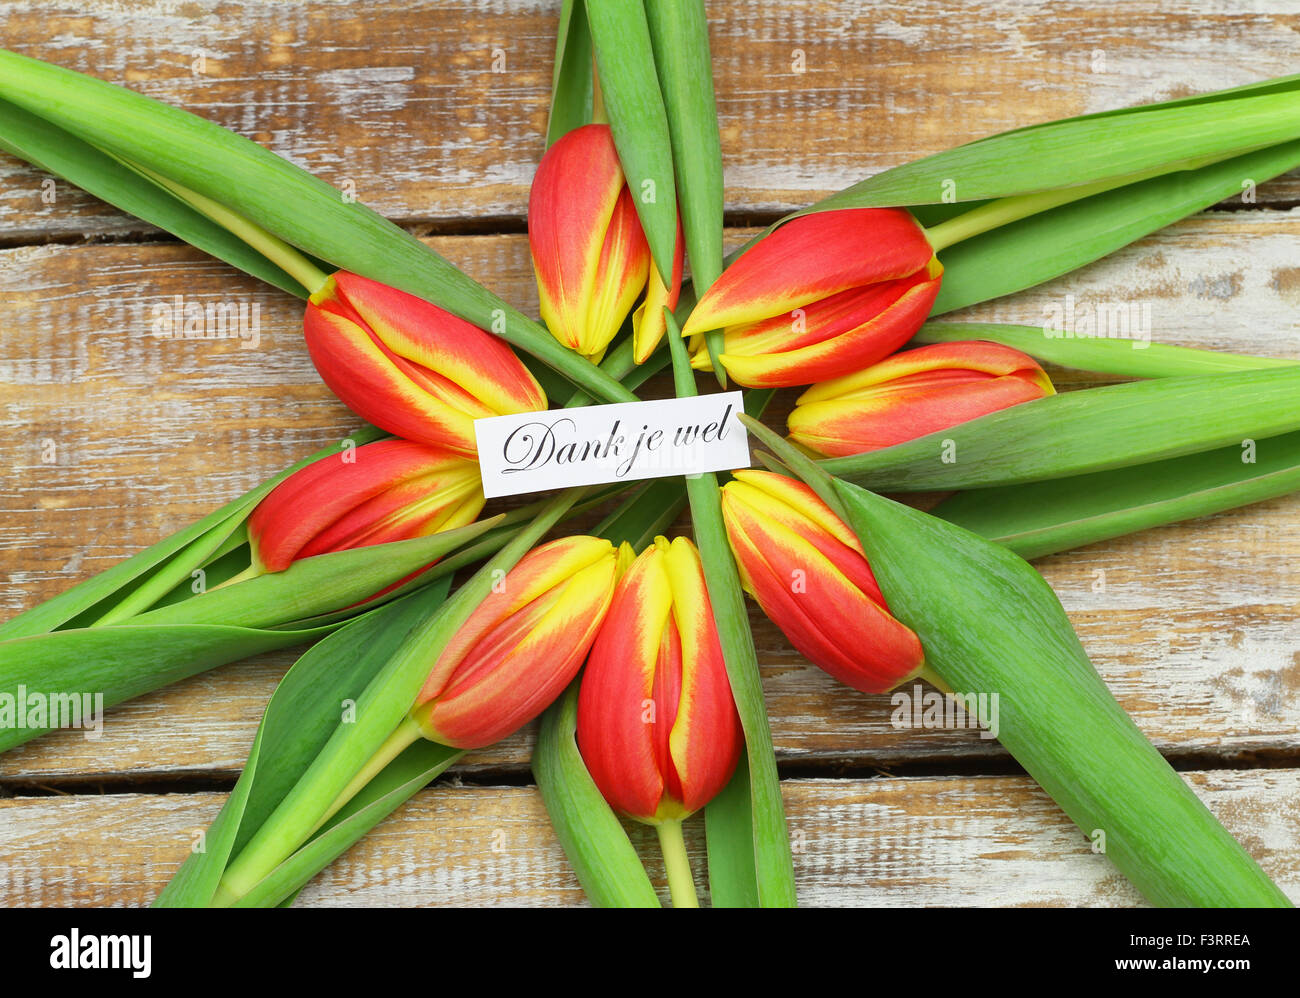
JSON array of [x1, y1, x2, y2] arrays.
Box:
[[2, 0, 1299, 908]]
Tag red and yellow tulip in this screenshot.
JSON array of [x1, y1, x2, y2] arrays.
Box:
[[720, 469, 924, 694], [247, 437, 484, 573], [409, 535, 621, 750], [303, 271, 547, 458], [681, 207, 943, 388], [528, 123, 683, 364], [788, 340, 1055, 456], [576, 536, 742, 824]]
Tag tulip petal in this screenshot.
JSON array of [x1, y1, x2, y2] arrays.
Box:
[[682, 207, 936, 337], [790, 340, 1055, 455], [249, 439, 483, 572], [717, 260, 943, 388], [332, 271, 547, 418], [632, 216, 685, 363], [417, 536, 616, 705], [577, 543, 674, 820], [721, 480, 924, 693], [423, 554, 618, 749]]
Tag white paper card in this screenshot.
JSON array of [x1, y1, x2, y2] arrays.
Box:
[[474, 392, 750, 499]]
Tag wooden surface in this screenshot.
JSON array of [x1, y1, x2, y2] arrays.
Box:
[[2, 0, 1299, 907]]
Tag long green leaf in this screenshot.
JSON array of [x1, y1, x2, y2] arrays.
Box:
[[232, 739, 464, 908], [214, 489, 583, 903], [914, 321, 1296, 378], [0, 621, 332, 754], [933, 431, 1300, 560], [665, 312, 797, 907], [0, 428, 384, 641], [155, 580, 451, 905], [0, 50, 635, 404], [820, 367, 1300, 491], [928, 140, 1300, 314], [746, 420, 1288, 906], [584, 2, 678, 281], [797, 81, 1300, 212], [644, 0, 725, 381], [703, 754, 761, 908], [829, 481, 1289, 907], [126, 518, 498, 630], [0, 99, 306, 296], [547, 0, 595, 146], [533, 682, 661, 908]]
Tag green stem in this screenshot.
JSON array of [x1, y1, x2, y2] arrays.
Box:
[[655, 819, 700, 908], [121, 158, 331, 294], [924, 154, 1225, 253], [92, 520, 247, 625], [590, 53, 607, 124], [311, 716, 423, 834], [211, 486, 586, 907]]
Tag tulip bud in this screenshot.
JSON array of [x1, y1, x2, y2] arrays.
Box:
[[681, 207, 943, 388], [576, 536, 742, 823], [303, 271, 547, 458], [788, 340, 1055, 456], [720, 470, 924, 693], [528, 124, 683, 364], [410, 535, 620, 749], [247, 437, 485, 573]]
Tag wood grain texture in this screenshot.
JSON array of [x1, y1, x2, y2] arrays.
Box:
[[1, 771, 1296, 907], [2, 0, 1299, 908], [4, 0, 1300, 242], [3, 219, 1299, 782]]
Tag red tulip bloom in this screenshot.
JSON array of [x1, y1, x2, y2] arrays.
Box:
[[529, 123, 683, 364], [304, 271, 547, 458], [720, 470, 924, 694], [410, 536, 620, 749], [681, 207, 942, 388], [788, 340, 1055, 456], [577, 536, 742, 824], [248, 437, 484, 573]]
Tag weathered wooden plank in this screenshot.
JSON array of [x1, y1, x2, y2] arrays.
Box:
[[3, 217, 1299, 779], [1, 770, 1295, 906], [4, 0, 1300, 241]]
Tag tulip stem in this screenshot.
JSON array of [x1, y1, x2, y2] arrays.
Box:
[[116, 155, 332, 295], [313, 716, 424, 834], [923, 153, 1228, 253], [654, 819, 700, 908]]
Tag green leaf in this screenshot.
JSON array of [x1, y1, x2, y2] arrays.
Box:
[[703, 754, 761, 908], [155, 581, 452, 906], [796, 80, 1300, 212], [0, 99, 306, 297], [547, 0, 595, 146], [533, 682, 661, 908], [828, 481, 1289, 907], [744, 419, 1289, 906], [584, 2, 678, 282], [665, 312, 797, 907], [644, 0, 726, 381], [0, 429, 384, 641], [914, 321, 1296, 378], [231, 739, 464, 908], [0, 50, 635, 405], [933, 431, 1300, 560], [593, 478, 688, 548], [0, 621, 333, 754], [819, 367, 1300, 491], [927, 140, 1300, 314], [126, 517, 500, 631], [212, 489, 585, 904]]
